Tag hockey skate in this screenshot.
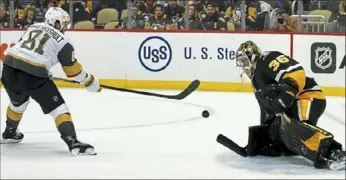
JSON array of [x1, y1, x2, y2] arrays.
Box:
[[315, 149, 346, 170], [0, 126, 24, 144], [61, 136, 97, 156], [327, 149, 346, 170]]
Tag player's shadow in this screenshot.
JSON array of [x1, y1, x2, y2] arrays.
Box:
[[216, 151, 345, 175]]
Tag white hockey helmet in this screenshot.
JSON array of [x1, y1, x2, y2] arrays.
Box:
[[45, 7, 71, 31]]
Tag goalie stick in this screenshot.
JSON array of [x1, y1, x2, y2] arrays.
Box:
[[216, 113, 292, 157], [217, 134, 248, 157], [51, 77, 200, 100]]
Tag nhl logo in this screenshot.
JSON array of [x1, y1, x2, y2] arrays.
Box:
[[314, 47, 332, 70], [310, 42, 336, 74]]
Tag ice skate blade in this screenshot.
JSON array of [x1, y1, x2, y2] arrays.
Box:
[[70, 148, 97, 156], [0, 138, 22, 144], [329, 161, 345, 171]]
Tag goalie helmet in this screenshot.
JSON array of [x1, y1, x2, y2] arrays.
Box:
[[45, 7, 71, 32], [236, 41, 262, 80]]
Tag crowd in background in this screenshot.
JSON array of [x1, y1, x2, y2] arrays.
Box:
[[0, 0, 345, 32]]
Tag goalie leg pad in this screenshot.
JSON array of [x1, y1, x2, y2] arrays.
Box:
[[279, 114, 338, 163], [246, 125, 271, 156], [246, 123, 286, 157]]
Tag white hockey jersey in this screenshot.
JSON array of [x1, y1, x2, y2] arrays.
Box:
[[4, 22, 82, 78]]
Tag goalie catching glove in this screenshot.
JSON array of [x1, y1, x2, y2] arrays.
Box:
[[256, 79, 298, 113], [74, 70, 102, 92]]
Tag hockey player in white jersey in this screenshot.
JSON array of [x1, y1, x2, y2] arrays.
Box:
[[1, 7, 100, 156]]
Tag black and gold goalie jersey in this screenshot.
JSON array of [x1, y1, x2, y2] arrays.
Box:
[[251, 51, 322, 99]]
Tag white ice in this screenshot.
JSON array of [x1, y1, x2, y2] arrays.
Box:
[[1, 88, 345, 179]]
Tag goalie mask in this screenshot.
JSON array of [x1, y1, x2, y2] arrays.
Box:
[[236, 41, 261, 80]]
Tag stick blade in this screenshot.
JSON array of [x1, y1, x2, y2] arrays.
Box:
[[217, 134, 248, 157], [174, 79, 200, 100]]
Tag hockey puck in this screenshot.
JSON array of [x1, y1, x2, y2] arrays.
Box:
[[202, 110, 210, 118]]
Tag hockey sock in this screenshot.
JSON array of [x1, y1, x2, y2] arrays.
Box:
[[6, 106, 23, 129], [55, 113, 76, 137]]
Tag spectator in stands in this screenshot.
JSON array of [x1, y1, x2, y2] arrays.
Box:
[[281, 0, 309, 15], [60, 0, 91, 12], [164, 0, 185, 19], [117, 4, 145, 29], [223, 1, 244, 22], [337, 0, 346, 31], [276, 9, 297, 31], [245, 0, 258, 30], [48, 0, 60, 8], [280, 0, 293, 15], [62, 0, 91, 25], [144, 4, 176, 30], [0, 2, 10, 28], [224, 1, 235, 22], [15, 0, 29, 21], [328, 0, 340, 20], [35, 0, 52, 22], [1, 0, 20, 8], [0, 0, 8, 7], [188, 0, 205, 13], [201, 3, 226, 30], [112, 0, 127, 14], [138, 0, 157, 15], [209, 0, 228, 14], [256, 1, 272, 30], [326, 0, 344, 32], [177, 4, 203, 30], [224, 0, 243, 30], [15, 4, 37, 28]]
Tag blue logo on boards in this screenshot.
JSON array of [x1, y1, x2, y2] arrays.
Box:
[[138, 36, 172, 72]]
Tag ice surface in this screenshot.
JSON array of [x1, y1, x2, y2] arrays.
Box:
[[1, 88, 345, 179]]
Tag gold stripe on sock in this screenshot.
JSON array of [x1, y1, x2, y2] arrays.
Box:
[[7, 107, 23, 121], [55, 114, 72, 127]]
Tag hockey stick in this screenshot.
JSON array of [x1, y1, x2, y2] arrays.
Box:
[[51, 77, 200, 100], [216, 134, 248, 157], [216, 113, 292, 157]]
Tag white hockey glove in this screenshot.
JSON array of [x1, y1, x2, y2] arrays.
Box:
[[74, 71, 102, 92], [81, 73, 102, 92]]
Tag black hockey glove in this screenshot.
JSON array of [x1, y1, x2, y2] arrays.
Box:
[[271, 79, 298, 111], [255, 80, 298, 113], [246, 125, 282, 157], [255, 89, 283, 113], [262, 84, 282, 99], [259, 80, 298, 113]]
